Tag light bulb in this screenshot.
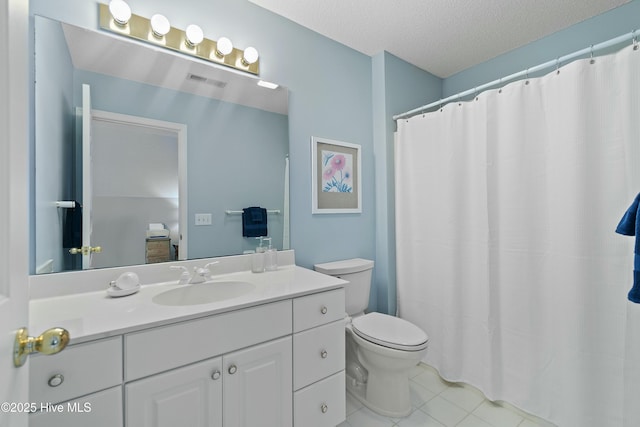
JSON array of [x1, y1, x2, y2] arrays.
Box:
[[109, 0, 131, 25], [216, 37, 233, 57], [242, 46, 259, 65], [185, 24, 204, 47], [150, 14, 171, 38]]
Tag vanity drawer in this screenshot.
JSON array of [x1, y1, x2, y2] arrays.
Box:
[[29, 336, 122, 405], [293, 288, 344, 332], [29, 386, 123, 427], [294, 371, 345, 427], [293, 320, 345, 390], [125, 299, 292, 381]]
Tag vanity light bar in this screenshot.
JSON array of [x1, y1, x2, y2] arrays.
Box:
[[98, 3, 260, 75]]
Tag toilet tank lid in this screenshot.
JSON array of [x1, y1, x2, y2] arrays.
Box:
[[314, 258, 374, 275]]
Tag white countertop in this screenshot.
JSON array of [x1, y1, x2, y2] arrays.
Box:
[[29, 265, 346, 345]]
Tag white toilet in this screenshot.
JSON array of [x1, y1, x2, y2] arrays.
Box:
[[314, 258, 429, 418]]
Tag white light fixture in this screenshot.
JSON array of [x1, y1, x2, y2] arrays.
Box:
[[215, 37, 233, 57], [257, 80, 279, 90], [150, 14, 171, 38], [242, 46, 259, 65], [185, 24, 204, 47], [109, 0, 131, 26], [99, 4, 261, 75]]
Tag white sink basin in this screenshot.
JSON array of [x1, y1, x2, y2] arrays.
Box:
[[152, 281, 256, 306]]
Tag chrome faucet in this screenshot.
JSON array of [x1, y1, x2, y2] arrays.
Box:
[[171, 262, 219, 285]]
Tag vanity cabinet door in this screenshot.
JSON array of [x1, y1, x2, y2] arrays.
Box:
[[125, 356, 223, 427], [223, 336, 292, 427]]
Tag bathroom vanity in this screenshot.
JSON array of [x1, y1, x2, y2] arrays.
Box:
[[27, 252, 346, 427]]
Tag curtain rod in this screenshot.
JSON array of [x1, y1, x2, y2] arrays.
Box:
[[393, 29, 639, 121]]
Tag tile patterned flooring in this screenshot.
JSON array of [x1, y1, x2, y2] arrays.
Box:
[[338, 363, 556, 427]]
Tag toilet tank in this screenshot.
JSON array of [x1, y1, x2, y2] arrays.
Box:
[[314, 258, 374, 316]]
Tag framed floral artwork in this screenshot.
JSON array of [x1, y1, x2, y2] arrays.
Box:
[[311, 137, 362, 214]]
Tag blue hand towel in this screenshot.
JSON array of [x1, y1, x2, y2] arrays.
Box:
[[242, 207, 268, 238], [615, 193, 640, 303], [62, 201, 82, 249]]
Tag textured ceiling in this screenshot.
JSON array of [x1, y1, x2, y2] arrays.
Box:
[[249, 0, 629, 78]]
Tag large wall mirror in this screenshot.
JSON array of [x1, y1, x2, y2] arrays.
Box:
[[32, 16, 289, 275]]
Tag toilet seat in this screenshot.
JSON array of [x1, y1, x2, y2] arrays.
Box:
[[352, 312, 428, 351]]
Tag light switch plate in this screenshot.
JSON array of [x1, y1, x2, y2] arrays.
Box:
[[195, 213, 212, 226]]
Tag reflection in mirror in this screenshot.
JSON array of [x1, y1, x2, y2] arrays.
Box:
[[33, 16, 289, 275]]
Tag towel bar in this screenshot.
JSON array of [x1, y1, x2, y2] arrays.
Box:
[[55, 201, 76, 208], [225, 209, 281, 215]]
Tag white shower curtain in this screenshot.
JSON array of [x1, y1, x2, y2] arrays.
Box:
[[396, 45, 640, 426]]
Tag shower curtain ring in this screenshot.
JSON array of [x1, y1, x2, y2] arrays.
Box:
[[590, 45, 595, 64], [556, 57, 561, 74], [525, 68, 530, 85], [633, 30, 639, 51]]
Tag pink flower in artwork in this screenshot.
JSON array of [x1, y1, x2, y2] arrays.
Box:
[[331, 154, 347, 171], [323, 166, 335, 181]]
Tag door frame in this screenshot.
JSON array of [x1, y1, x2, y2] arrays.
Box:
[[89, 108, 188, 262], [0, 0, 30, 426]]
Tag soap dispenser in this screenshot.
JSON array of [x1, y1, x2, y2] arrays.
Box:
[[264, 238, 277, 271], [252, 237, 266, 273]]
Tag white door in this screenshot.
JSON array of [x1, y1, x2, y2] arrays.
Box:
[[81, 84, 95, 269], [224, 337, 293, 427], [126, 356, 223, 427], [0, 0, 30, 426]]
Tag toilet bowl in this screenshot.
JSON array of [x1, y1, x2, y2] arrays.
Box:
[[314, 258, 429, 418]]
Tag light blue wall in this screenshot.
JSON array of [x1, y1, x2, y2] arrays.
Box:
[[444, 1, 640, 97], [371, 52, 441, 314], [30, 0, 375, 282]]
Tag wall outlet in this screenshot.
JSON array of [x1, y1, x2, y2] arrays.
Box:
[[195, 213, 212, 226]]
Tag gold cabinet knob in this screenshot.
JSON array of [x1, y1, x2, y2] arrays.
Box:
[[13, 327, 70, 367]]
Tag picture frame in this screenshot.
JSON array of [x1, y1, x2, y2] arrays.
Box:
[[311, 136, 362, 214]]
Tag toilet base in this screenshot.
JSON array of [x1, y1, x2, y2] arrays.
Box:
[[345, 371, 413, 418]]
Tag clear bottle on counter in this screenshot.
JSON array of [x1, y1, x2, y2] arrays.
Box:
[[264, 238, 277, 271], [252, 237, 266, 273]]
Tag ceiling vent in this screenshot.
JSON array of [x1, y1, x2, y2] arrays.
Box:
[[187, 73, 227, 88]]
